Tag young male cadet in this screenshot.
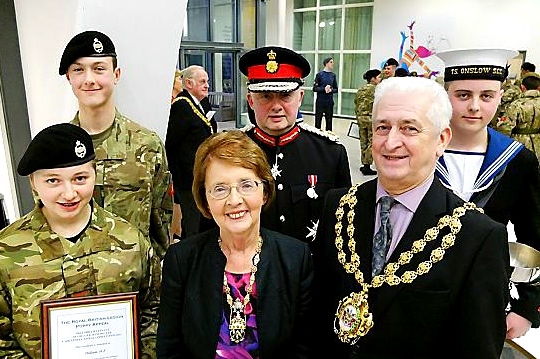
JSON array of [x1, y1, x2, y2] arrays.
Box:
[[60, 30, 172, 259]]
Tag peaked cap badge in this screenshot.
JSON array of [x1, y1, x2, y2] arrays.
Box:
[[266, 49, 279, 74]]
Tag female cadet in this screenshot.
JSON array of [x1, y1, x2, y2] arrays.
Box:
[[0, 123, 160, 358]]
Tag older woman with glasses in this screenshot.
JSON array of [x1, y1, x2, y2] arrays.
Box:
[[157, 130, 314, 359]]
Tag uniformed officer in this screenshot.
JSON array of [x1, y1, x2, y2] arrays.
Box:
[[435, 48, 540, 339], [239, 46, 352, 244], [59, 30, 172, 259], [354, 69, 381, 176], [0, 124, 159, 358], [505, 72, 540, 161]]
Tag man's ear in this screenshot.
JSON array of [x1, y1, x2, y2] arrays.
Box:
[[436, 127, 452, 157]]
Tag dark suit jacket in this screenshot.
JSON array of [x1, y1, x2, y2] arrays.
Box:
[[475, 148, 540, 326], [165, 90, 216, 198], [313, 178, 509, 359], [157, 228, 314, 358]]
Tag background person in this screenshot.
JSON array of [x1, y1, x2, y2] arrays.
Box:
[[313, 77, 509, 358], [435, 48, 540, 339], [60, 30, 172, 259], [354, 69, 381, 176], [157, 130, 313, 358], [313, 57, 338, 131], [0, 124, 160, 358], [239, 46, 351, 245], [165, 65, 217, 240], [381, 57, 399, 79], [505, 72, 540, 161]]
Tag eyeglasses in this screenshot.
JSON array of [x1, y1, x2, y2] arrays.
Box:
[[207, 179, 264, 200]]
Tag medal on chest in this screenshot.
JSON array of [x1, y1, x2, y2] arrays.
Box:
[[307, 174, 318, 199]]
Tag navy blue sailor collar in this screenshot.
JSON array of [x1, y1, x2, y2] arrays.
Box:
[[436, 127, 524, 191]]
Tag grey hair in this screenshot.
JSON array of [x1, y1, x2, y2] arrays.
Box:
[[373, 77, 452, 132], [182, 65, 205, 85]]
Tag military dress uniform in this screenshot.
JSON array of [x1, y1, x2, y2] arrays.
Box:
[[0, 203, 160, 358], [71, 110, 172, 259], [506, 89, 540, 161], [354, 83, 376, 167], [244, 122, 351, 243]]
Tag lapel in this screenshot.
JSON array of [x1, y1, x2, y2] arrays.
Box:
[[371, 179, 449, 318], [355, 181, 377, 282], [197, 232, 227, 354]]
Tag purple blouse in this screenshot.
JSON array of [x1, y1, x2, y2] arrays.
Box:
[[215, 271, 259, 359]]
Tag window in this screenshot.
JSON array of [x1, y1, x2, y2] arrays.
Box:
[[293, 0, 374, 117]]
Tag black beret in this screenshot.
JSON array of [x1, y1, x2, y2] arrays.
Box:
[[59, 30, 117, 75], [239, 46, 310, 93], [395, 68, 410, 77], [384, 58, 399, 67], [18, 123, 95, 176], [363, 69, 381, 81]]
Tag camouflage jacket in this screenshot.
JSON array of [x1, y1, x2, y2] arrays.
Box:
[[0, 203, 160, 358], [492, 84, 522, 134], [354, 83, 376, 117], [72, 110, 172, 259], [506, 90, 540, 160]]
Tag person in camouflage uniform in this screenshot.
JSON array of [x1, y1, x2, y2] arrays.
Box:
[[490, 76, 522, 134], [59, 30, 172, 259], [354, 69, 381, 175], [0, 124, 160, 358], [505, 72, 540, 161]]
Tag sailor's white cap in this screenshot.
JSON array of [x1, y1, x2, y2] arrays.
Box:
[[436, 48, 518, 82]]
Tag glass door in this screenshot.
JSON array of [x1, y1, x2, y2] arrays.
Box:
[[179, 42, 244, 127]]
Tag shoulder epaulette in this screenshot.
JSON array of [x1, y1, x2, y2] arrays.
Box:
[[240, 123, 255, 132], [298, 122, 342, 143]]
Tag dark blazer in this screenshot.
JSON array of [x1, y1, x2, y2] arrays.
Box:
[[313, 178, 509, 359], [477, 148, 540, 326], [165, 90, 216, 196], [157, 227, 314, 359]]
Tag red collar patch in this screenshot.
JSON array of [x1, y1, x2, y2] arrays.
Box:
[[253, 126, 300, 147]]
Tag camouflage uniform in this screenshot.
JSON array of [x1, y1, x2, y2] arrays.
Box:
[[505, 89, 540, 161], [491, 82, 522, 134], [0, 202, 160, 358], [71, 110, 172, 259], [354, 83, 376, 166]]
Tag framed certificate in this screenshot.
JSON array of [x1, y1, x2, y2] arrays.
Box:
[[41, 292, 139, 359]]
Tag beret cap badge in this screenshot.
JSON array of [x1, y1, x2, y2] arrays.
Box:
[[266, 50, 279, 74], [75, 140, 87, 158], [93, 38, 104, 53]]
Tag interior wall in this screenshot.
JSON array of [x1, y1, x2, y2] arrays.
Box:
[[14, 0, 187, 140], [371, 0, 540, 75]]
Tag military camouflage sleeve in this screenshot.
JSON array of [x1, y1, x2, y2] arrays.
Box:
[[138, 231, 162, 359], [502, 100, 520, 136], [149, 138, 173, 259], [0, 282, 29, 358]]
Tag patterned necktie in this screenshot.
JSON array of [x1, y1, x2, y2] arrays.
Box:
[[372, 196, 395, 277]]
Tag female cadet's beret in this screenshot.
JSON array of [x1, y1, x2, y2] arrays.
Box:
[[17, 123, 95, 176]]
